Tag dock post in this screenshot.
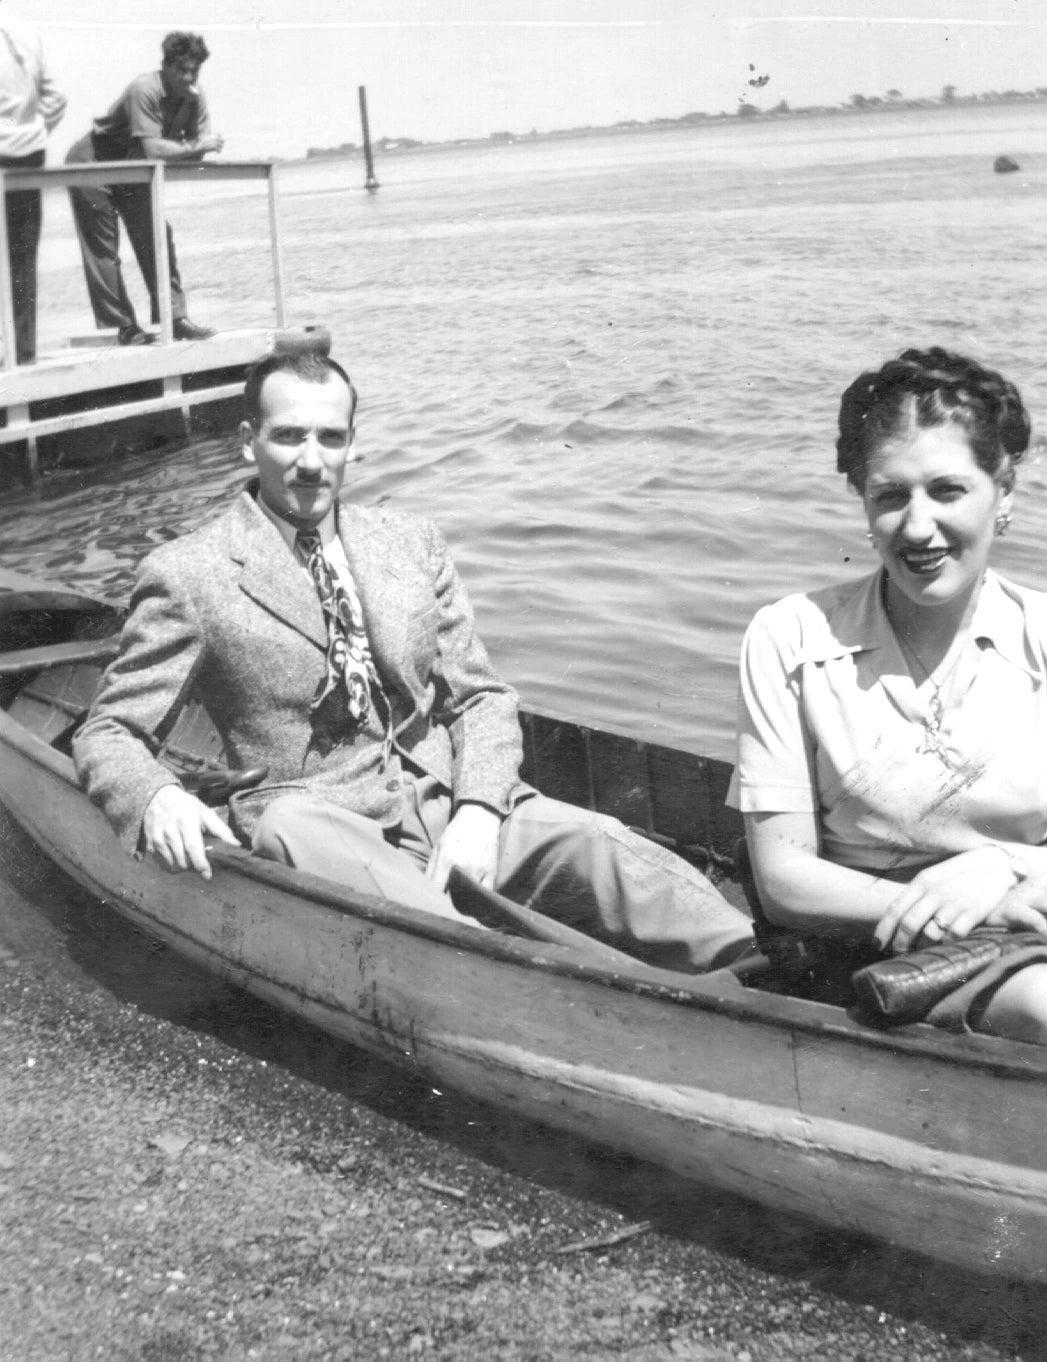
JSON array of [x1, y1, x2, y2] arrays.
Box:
[[151, 162, 174, 343], [358, 86, 380, 193], [24, 427, 38, 483], [0, 171, 17, 371], [267, 164, 287, 327]]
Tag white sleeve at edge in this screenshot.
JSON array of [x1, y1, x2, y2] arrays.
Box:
[[727, 603, 818, 813]]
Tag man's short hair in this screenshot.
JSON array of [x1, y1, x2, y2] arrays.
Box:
[[243, 352, 358, 431], [162, 32, 210, 67]]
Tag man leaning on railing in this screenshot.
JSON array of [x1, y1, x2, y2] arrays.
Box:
[[0, 2, 66, 365], [64, 30, 223, 347]]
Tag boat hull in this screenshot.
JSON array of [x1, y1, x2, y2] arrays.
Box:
[[3, 709, 1047, 1285]]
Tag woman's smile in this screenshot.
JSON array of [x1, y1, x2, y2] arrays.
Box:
[[894, 544, 952, 577]]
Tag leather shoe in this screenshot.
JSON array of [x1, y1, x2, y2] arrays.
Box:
[[173, 318, 215, 341], [118, 325, 155, 346]]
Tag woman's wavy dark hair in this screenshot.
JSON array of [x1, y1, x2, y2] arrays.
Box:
[[836, 347, 1030, 492]]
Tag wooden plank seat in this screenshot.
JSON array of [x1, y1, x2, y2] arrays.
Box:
[[0, 635, 120, 676]]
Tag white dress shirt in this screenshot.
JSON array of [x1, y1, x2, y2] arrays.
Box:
[[0, 10, 65, 158], [257, 497, 355, 591]]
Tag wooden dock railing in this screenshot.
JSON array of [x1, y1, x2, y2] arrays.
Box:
[[0, 160, 285, 369]]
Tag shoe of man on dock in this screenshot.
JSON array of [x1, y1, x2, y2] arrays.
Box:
[[73, 350, 756, 974], [64, 31, 222, 346], [118, 317, 215, 347]]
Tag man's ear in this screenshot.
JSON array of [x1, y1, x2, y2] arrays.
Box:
[[240, 419, 256, 466]]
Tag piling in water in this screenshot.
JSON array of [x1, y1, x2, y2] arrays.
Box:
[[359, 86, 379, 193]]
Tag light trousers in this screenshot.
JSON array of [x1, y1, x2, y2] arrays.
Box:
[[251, 771, 753, 973]]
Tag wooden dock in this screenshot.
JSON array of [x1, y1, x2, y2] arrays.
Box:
[[0, 326, 324, 482], [0, 160, 315, 483]]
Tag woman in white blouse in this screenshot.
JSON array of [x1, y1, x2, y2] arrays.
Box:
[[729, 347, 1047, 1043]]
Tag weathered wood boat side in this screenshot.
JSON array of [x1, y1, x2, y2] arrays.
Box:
[[2, 572, 1046, 1285]]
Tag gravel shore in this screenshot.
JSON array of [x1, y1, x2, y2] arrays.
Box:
[[2, 811, 1045, 1361]]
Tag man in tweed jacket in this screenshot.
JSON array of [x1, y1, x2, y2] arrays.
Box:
[[74, 351, 753, 971]]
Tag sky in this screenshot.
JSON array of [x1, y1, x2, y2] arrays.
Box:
[[12, 0, 1047, 161]]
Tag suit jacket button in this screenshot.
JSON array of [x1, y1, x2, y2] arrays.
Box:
[[386, 779, 401, 792]]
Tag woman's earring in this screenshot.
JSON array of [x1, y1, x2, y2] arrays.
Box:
[[995, 512, 1012, 538], [865, 532, 873, 540]]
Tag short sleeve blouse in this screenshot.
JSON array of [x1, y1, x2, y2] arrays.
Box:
[[727, 569, 1047, 872]]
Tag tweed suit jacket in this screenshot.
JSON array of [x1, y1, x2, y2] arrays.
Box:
[[73, 487, 524, 855]]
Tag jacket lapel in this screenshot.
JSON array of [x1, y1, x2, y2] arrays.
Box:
[[338, 503, 405, 683], [228, 489, 327, 651]]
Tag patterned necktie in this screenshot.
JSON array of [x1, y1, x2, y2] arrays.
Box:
[[296, 527, 375, 726]]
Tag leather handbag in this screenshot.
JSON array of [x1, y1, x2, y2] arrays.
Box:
[[852, 929, 1046, 1024]]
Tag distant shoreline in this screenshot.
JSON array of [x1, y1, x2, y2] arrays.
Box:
[[297, 90, 1047, 165]]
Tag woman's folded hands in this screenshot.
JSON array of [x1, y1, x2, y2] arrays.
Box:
[[874, 845, 1047, 954]]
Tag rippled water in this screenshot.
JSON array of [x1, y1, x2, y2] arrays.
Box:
[[4, 102, 1047, 760]]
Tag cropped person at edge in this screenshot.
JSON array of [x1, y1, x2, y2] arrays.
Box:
[[729, 347, 1047, 1044], [0, 2, 65, 363], [73, 349, 756, 974]]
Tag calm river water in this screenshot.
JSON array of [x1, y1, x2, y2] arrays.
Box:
[[3, 100, 1047, 762]]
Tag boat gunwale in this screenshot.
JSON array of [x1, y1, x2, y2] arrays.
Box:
[[4, 698, 1047, 1084], [0, 589, 122, 619]]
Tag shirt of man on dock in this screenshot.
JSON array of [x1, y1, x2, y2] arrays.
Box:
[[73, 350, 755, 973]]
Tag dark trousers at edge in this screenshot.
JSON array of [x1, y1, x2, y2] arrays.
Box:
[[65, 132, 187, 332], [0, 149, 45, 364]]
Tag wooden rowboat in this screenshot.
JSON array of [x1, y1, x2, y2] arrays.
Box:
[[2, 566, 1046, 1285]]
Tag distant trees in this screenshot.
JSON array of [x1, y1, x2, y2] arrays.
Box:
[[306, 141, 357, 160], [301, 83, 1047, 159], [848, 86, 970, 114]]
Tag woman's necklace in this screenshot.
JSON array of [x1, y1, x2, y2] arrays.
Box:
[[894, 631, 969, 765]]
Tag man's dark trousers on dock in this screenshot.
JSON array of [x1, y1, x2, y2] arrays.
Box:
[[65, 133, 186, 334], [0, 150, 44, 364]]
